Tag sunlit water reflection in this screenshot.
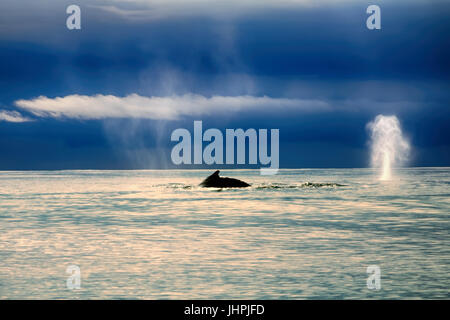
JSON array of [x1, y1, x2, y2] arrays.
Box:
[[0, 168, 449, 299]]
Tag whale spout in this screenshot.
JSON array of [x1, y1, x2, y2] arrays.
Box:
[[199, 170, 250, 188]]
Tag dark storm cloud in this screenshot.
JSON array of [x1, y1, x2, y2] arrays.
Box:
[[0, 0, 448, 169]]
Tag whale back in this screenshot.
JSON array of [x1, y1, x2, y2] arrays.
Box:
[[199, 170, 250, 188]]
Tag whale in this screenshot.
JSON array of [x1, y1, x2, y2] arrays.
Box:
[[199, 170, 250, 188]]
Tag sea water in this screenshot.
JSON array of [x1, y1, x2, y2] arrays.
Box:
[[0, 168, 448, 299]]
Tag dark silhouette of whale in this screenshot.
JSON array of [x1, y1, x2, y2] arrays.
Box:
[[200, 170, 250, 188]]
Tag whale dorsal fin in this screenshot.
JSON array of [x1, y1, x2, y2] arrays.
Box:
[[212, 170, 220, 177]]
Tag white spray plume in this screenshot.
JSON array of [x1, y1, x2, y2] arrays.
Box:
[[367, 115, 410, 181]]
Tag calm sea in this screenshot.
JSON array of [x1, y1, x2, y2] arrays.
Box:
[[0, 168, 449, 299]]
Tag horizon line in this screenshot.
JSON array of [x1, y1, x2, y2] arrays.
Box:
[[0, 166, 449, 172]]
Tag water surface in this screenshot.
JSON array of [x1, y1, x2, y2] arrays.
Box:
[[0, 168, 448, 299]]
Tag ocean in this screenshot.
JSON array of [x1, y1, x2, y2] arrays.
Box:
[[0, 168, 448, 299]]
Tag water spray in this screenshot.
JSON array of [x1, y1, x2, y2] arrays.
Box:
[[367, 115, 410, 180]]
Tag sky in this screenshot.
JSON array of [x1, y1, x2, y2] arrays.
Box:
[[0, 0, 449, 169]]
